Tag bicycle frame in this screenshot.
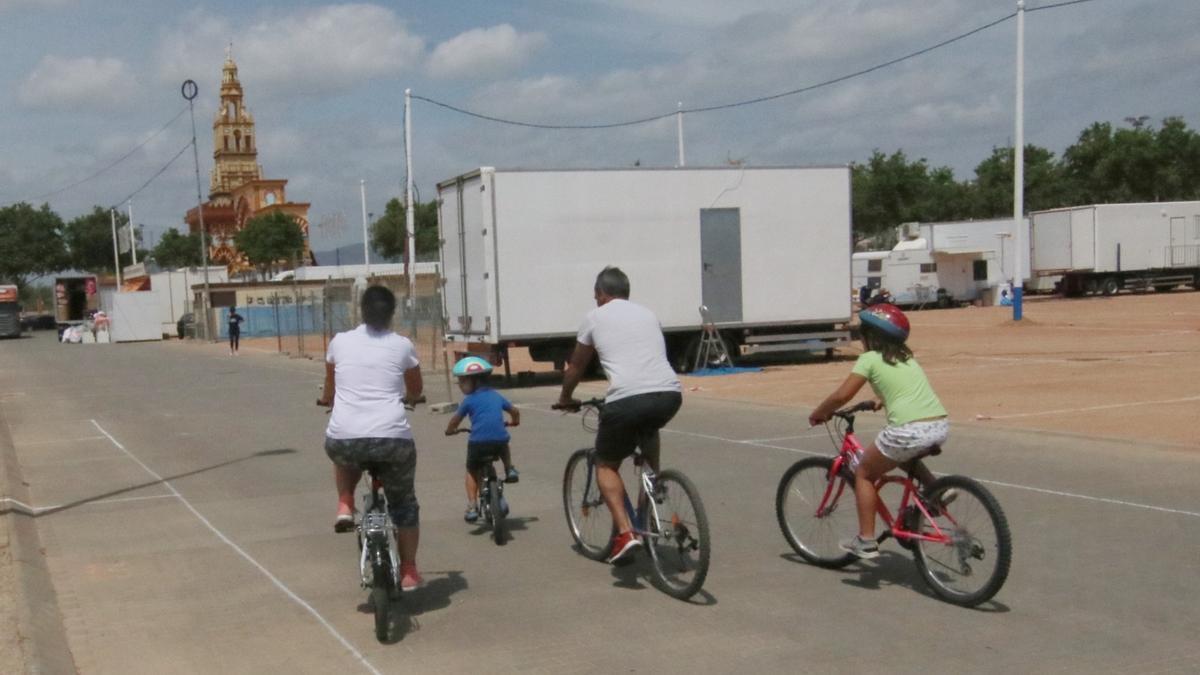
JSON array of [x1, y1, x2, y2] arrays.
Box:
[[359, 475, 400, 588], [825, 425, 955, 547]]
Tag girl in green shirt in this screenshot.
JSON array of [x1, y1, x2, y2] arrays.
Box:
[[808, 304, 948, 559]]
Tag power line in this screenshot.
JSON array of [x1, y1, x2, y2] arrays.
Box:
[[108, 141, 192, 211], [414, 0, 1107, 129]]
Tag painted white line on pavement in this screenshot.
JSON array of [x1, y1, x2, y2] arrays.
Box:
[[982, 395, 1200, 420], [89, 420, 382, 675], [524, 404, 1200, 519], [738, 432, 828, 444]]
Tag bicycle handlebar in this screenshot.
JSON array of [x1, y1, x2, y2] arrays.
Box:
[[832, 400, 877, 420], [552, 397, 604, 413]]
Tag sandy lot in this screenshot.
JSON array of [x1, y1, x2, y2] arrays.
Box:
[[669, 292, 1200, 447]]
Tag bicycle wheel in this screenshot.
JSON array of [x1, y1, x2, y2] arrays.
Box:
[[369, 538, 392, 642], [775, 457, 857, 569], [644, 469, 711, 600], [489, 477, 507, 546], [562, 448, 613, 561], [912, 475, 1012, 607]]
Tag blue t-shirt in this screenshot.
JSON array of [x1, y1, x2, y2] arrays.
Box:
[[457, 388, 512, 443]]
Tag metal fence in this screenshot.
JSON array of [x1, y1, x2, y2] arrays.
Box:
[[212, 275, 448, 370]]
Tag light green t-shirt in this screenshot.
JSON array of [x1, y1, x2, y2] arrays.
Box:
[[851, 351, 947, 426]]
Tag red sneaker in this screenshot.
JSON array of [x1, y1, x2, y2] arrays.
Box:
[[400, 564, 423, 592], [606, 530, 642, 564]]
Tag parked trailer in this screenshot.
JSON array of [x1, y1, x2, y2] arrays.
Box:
[[0, 285, 22, 338], [1030, 202, 1200, 296], [54, 275, 98, 327], [437, 166, 853, 372]]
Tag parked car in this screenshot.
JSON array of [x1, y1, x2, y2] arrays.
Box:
[[21, 313, 57, 330], [176, 313, 195, 339]]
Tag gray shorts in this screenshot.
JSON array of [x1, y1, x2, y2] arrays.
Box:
[[324, 436, 419, 528], [874, 419, 950, 463]]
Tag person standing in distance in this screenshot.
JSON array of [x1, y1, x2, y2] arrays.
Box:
[[318, 286, 425, 590], [555, 267, 682, 564], [227, 306, 244, 355]]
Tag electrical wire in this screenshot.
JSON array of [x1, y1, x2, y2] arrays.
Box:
[[413, 0, 1107, 129], [108, 141, 192, 211], [6, 105, 188, 206]]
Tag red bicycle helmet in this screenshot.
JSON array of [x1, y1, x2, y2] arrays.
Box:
[[858, 303, 910, 341]]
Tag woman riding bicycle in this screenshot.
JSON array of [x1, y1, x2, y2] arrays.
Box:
[[319, 285, 425, 591], [807, 303, 948, 560]]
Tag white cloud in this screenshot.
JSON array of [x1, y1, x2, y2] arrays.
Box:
[[428, 24, 547, 79], [17, 55, 137, 110], [156, 4, 423, 97]]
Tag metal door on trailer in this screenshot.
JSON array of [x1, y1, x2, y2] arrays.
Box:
[[700, 208, 743, 323]]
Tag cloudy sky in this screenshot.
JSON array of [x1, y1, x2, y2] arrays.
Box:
[[1, 0, 1196, 251]]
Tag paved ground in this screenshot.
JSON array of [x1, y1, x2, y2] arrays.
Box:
[[1, 319, 1199, 673]]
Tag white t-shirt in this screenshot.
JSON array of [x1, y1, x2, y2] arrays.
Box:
[[325, 325, 420, 440], [577, 299, 681, 403]]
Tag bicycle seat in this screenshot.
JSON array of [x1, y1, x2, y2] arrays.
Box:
[[918, 444, 943, 458], [358, 462, 390, 479]]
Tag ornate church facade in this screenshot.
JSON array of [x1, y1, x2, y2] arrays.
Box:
[[184, 51, 310, 275]]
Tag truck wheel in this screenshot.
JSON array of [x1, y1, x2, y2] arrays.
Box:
[[1100, 278, 1120, 296]]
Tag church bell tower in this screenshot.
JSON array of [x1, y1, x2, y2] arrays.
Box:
[[209, 46, 262, 202]]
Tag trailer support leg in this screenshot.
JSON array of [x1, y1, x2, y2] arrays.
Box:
[[1013, 286, 1023, 321]]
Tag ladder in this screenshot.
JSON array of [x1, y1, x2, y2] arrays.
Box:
[[693, 305, 732, 371]]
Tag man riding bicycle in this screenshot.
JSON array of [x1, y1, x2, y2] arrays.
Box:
[[556, 267, 682, 564]]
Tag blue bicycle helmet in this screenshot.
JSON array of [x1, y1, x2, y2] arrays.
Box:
[[452, 356, 494, 378]]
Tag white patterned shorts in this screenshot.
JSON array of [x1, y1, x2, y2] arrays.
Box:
[[874, 419, 950, 463]]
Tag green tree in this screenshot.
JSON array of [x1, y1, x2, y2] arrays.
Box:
[[369, 198, 439, 262], [152, 227, 206, 269], [851, 150, 970, 244], [0, 202, 68, 290], [235, 210, 306, 278], [64, 206, 131, 274], [968, 144, 1066, 217]]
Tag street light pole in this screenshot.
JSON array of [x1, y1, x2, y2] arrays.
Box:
[[110, 208, 123, 287], [1012, 0, 1025, 321], [127, 199, 138, 265], [183, 79, 212, 341]]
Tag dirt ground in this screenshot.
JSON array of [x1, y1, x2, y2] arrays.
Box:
[[229, 291, 1199, 447], [671, 292, 1200, 448]]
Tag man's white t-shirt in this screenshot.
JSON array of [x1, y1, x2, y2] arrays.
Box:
[[325, 325, 419, 439], [577, 299, 681, 403]]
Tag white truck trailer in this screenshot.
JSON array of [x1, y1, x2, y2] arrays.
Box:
[[436, 166, 852, 372], [1030, 202, 1200, 296]]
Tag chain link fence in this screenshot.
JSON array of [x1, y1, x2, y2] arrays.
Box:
[[212, 274, 448, 371]]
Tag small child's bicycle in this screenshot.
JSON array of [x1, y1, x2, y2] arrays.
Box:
[[775, 401, 1012, 607], [450, 428, 510, 546], [558, 398, 711, 601]]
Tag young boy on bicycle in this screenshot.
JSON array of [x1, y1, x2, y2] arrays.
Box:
[[444, 356, 520, 523], [807, 304, 949, 559]]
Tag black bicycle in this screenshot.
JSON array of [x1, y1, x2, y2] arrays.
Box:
[[557, 398, 711, 601], [450, 428, 510, 546]]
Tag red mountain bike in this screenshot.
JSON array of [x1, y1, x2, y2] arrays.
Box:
[[775, 401, 1012, 607]]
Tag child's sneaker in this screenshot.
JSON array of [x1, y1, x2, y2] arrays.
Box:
[[399, 563, 423, 592], [464, 507, 479, 523], [839, 534, 880, 559], [334, 507, 355, 533], [505, 467, 520, 484], [606, 530, 642, 564]]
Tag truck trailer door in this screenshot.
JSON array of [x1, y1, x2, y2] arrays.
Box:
[[438, 174, 490, 338], [700, 208, 743, 323]]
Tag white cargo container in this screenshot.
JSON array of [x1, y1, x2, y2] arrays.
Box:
[[1030, 201, 1200, 296], [437, 166, 852, 371]]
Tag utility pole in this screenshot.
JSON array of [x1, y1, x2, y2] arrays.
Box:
[[110, 209, 123, 287], [360, 179, 370, 276], [676, 102, 686, 167], [1012, 0, 1025, 321], [183, 79, 212, 340], [404, 88, 416, 309], [127, 199, 138, 265]]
